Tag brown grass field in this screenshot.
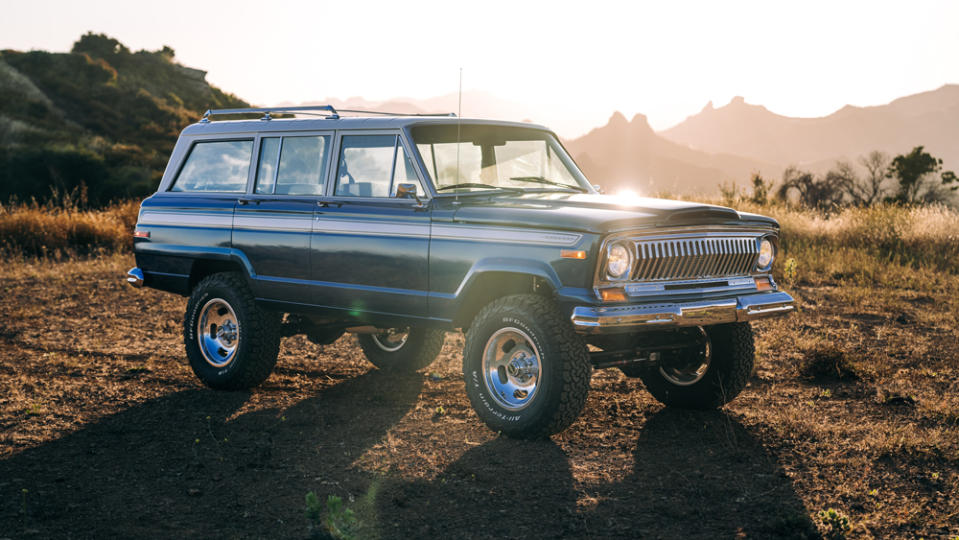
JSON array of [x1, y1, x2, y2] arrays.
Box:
[[1, 203, 958, 538]]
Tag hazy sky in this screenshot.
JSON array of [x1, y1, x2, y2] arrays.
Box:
[[2, 0, 957, 137]]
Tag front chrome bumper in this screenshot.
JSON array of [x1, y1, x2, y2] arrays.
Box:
[[570, 291, 794, 333]]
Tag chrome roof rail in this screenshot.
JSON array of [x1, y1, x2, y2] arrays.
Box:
[[335, 109, 456, 118], [199, 105, 456, 122], [200, 106, 339, 122]]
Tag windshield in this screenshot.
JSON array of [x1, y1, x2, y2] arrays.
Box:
[[410, 124, 591, 194]]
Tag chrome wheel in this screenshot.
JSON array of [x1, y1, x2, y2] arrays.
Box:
[[197, 298, 239, 368], [659, 327, 711, 386], [371, 328, 410, 352], [482, 327, 542, 411]]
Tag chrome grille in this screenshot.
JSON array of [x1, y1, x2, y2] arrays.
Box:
[[632, 237, 758, 281]]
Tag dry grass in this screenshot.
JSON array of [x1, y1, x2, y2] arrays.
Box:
[[752, 202, 959, 276], [0, 199, 138, 258]]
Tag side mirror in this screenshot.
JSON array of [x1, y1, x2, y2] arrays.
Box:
[[395, 183, 418, 199], [592, 184, 604, 194]]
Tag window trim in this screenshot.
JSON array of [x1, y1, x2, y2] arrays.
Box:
[[168, 137, 255, 194], [326, 129, 431, 204], [403, 124, 592, 196], [250, 130, 335, 197]]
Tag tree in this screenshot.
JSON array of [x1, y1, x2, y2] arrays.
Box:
[[855, 151, 890, 206], [825, 160, 857, 203], [776, 166, 846, 210], [749, 172, 772, 205], [71, 32, 130, 58], [887, 146, 956, 204], [829, 153, 892, 206]]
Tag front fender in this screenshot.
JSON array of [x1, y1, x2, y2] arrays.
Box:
[[452, 257, 563, 297], [431, 257, 594, 327]]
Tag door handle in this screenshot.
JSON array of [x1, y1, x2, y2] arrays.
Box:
[[238, 198, 258, 205], [316, 199, 342, 208]]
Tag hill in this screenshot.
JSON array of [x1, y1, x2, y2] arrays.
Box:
[[660, 85, 959, 173], [0, 33, 247, 205], [562, 112, 777, 194]]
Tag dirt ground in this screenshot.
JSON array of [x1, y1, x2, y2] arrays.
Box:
[[1, 255, 957, 539]]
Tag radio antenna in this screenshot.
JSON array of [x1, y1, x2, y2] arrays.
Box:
[[455, 67, 462, 203]]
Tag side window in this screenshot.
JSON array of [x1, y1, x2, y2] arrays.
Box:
[[170, 140, 252, 192], [335, 135, 397, 197], [255, 137, 280, 194], [255, 135, 329, 195], [392, 144, 425, 197]]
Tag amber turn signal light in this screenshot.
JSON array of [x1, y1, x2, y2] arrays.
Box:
[[754, 276, 773, 291], [601, 288, 628, 302], [560, 249, 587, 260]]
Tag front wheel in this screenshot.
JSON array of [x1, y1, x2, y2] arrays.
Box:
[[639, 322, 755, 409], [463, 294, 591, 439], [357, 327, 446, 371]]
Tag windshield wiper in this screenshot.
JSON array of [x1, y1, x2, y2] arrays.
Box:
[[435, 183, 525, 194], [508, 176, 587, 192]]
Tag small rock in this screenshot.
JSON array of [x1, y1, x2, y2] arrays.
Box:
[[895, 313, 914, 324], [885, 394, 917, 406]]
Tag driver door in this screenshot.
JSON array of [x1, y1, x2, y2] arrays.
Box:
[[310, 131, 431, 322]]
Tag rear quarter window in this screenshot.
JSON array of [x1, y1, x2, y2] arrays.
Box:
[[171, 140, 253, 192]]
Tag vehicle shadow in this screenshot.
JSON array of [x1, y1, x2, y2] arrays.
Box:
[[0, 369, 424, 538], [375, 408, 817, 539], [373, 436, 584, 538], [584, 408, 818, 539]]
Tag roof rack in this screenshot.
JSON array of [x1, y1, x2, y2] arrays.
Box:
[[199, 105, 456, 122]]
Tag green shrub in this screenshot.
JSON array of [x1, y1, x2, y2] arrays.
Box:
[[817, 508, 851, 539]]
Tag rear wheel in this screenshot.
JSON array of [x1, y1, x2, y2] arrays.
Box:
[[357, 327, 446, 371], [184, 272, 281, 390], [639, 322, 754, 409], [463, 294, 591, 439]]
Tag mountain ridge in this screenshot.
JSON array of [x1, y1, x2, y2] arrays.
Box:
[[563, 111, 777, 195], [660, 85, 959, 173]]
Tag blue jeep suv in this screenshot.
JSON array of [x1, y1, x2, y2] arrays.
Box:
[[127, 105, 794, 438]]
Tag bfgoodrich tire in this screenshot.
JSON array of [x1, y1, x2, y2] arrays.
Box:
[[357, 327, 446, 372], [639, 322, 755, 409], [184, 272, 281, 390], [463, 294, 591, 439]]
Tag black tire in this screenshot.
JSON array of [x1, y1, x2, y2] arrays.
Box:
[[463, 294, 591, 439], [357, 327, 446, 372], [184, 272, 281, 390], [639, 322, 754, 409]]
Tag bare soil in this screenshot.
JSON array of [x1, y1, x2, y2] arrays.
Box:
[[1, 255, 957, 539]]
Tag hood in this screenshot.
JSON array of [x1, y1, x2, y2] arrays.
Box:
[[443, 193, 779, 233]]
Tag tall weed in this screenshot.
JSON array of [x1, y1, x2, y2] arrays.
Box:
[[0, 194, 138, 258]]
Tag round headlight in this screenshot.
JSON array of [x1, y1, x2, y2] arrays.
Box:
[[756, 238, 774, 270], [606, 243, 632, 279]]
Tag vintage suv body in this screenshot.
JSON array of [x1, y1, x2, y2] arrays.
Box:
[[128, 105, 794, 438]]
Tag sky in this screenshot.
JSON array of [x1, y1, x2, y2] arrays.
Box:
[[2, 0, 957, 137]]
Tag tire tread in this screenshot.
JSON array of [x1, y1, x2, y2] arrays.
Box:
[[464, 294, 591, 439], [184, 272, 281, 390]]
